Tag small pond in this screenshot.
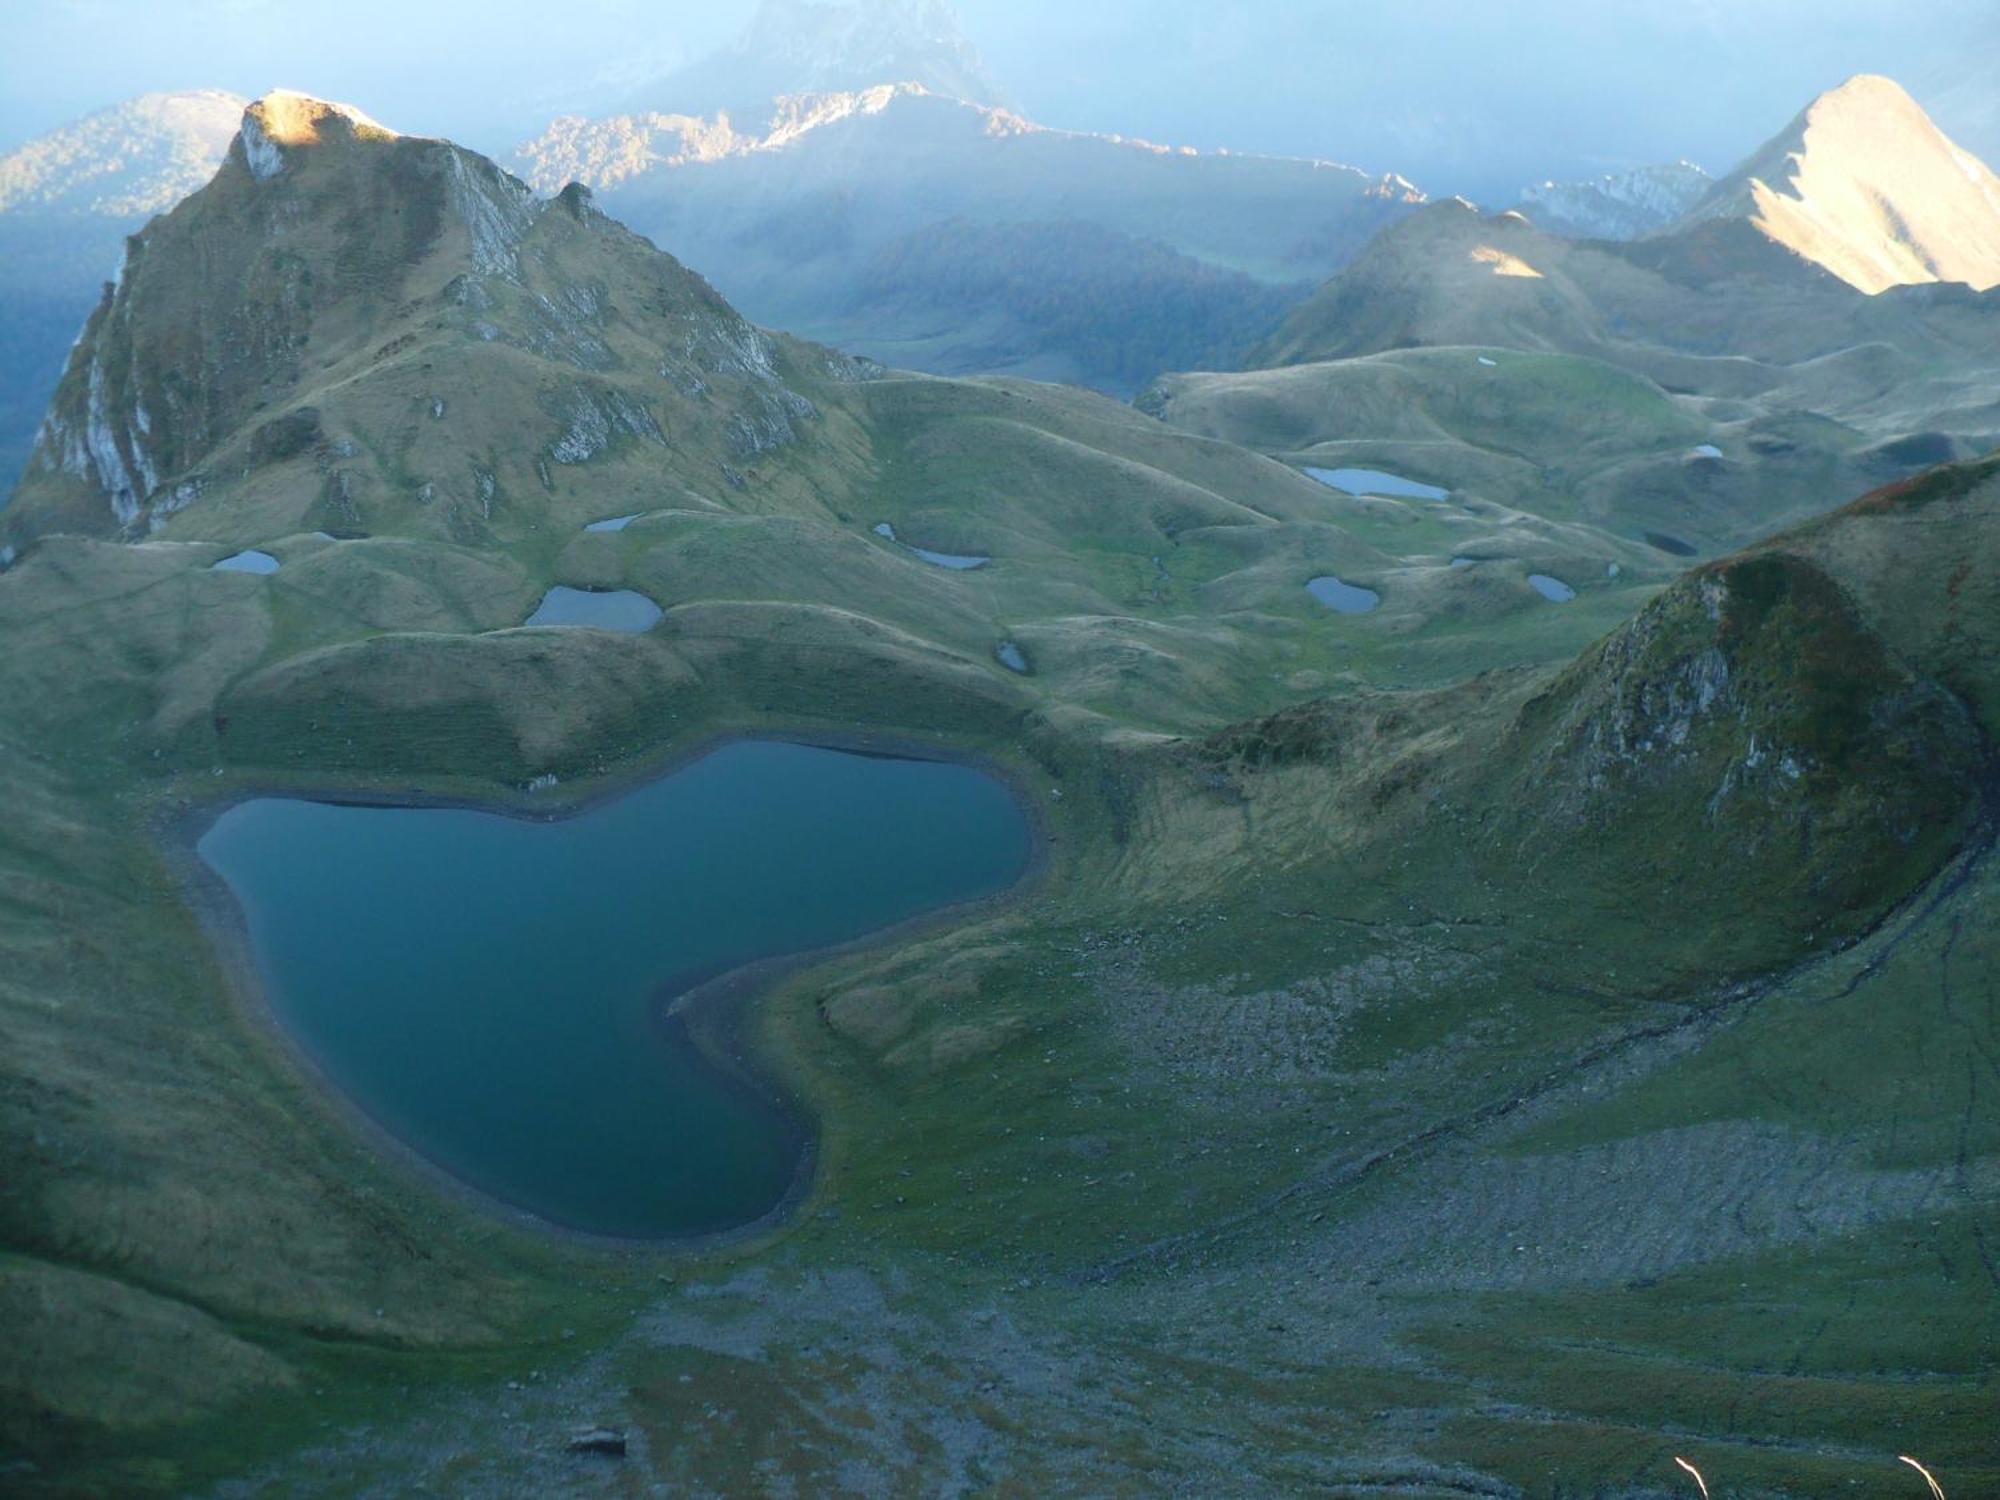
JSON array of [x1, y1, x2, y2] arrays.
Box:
[[1529, 574, 1577, 603], [195, 740, 1035, 1238], [995, 641, 1030, 674], [1308, 576, 1382, 614], [874, 522, 989, 571], [910, 548, 989, 571], [1304, 467, 1450, 502], [527, 586, 664, 633], [585, 514, 643, 534], [213, 550, 280, 575]]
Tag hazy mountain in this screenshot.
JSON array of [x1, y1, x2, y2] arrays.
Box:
[[517, 84, 1423, 392], [1516, 161, 1711, 240], [1672, 74, 2000, 294], [624, 0, 1005, 117], [0, 90, 244, 494], [0, 88, 243, 216]]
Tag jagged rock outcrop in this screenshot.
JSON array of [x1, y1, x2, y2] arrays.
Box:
[[0, 90, 250, 494], [1489, 464, 1997, 962]]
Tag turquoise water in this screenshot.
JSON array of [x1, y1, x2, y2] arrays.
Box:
[[1528, 574, 1577, 603], [526, 586, 664, 632], [197, 741, 1035, 1239], [1308, 576, 1382, 614], [213, 550, 280, 574], [1304, 467, 1450, 502], [910, 548, 990, 571]]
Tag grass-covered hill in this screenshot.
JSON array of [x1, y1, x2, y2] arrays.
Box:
[[3, 95, 1661, 721], [2, 93, 1996, 1499], [1145, 193, 2000, 562]]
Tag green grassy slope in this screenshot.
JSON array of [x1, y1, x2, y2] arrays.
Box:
[[1145, 200, 2000, 563], [3, 424, 1993, 1494], [2, 98, 1996, 1498]]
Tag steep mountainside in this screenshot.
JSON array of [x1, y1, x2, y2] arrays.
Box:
[[0, 91, 244, 492], [516, 84, 1422, 393], [5, 91, 855, 544], [1516, 161, 1711, 240], [1673, 74, 2000, 294]]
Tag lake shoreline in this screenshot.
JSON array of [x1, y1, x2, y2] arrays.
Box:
[[158, 724, 1052, 1255]]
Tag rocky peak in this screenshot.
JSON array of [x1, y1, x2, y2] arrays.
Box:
[[4, 92, 832, 545], [1670, 74, 2000, 293]]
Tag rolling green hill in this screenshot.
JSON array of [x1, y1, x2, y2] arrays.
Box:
[[1146, 190, 2000, 563], [2, 94, 1995, 1499]]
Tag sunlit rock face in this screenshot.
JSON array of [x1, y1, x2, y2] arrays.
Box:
[[1671, 74, 2000, 294], [14, 93, 526, 534]]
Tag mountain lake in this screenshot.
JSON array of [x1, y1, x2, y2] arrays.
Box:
[[194, 740, 1036, 1238]]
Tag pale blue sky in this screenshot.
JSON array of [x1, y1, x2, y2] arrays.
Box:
[[0, 0, 1989, 199]]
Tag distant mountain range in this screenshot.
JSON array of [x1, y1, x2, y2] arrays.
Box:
[[2, 26, 1998, 503], [1516, 162, 1712, 241], [517, 0, 1427, 391], [515, 81, 1424, 392], [0, 88, 245, 217], [623, 0, 1006, 117]]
